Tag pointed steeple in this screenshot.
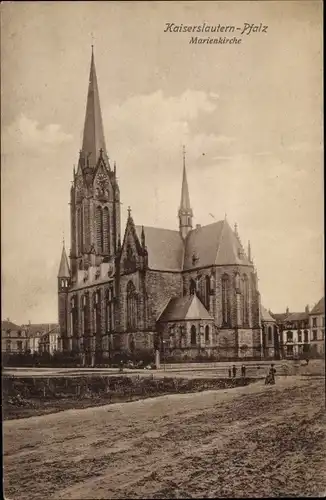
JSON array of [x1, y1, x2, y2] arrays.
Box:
[[248, 240, 252, 262], [178, 146, 193, 239], [81, 46, 107, 170], [58, 240, 70, 278]]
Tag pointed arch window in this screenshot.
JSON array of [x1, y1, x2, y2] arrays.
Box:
[[103, 207, 110, 255], [70, 295, 78, 340], [77, 207, 84, 254], [127, 281, 137, 330], [241, 274, 249, 327], [93, 290, 101, 338], [189, 278, 196, 295], [222, 274, 231, 326], [129, 334, 135, 353], [190, 325, 197, 346], [205, 325, 210, 343], [106, 286, 114, 332], [82, 293, 89, 338], [96, 206, 104, 254]]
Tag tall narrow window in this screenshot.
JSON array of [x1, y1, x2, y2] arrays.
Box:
[[189, 279, 196, 295], [82, 294, 89, 339], [103, 207, 110, 255], [242, 274, 249, 326], [205, 275, 210, 310], [205, 325, 210, 343], [77, 207, 84, 254], [96, 206, 104, 253], [106, 287, 114, 332], [191, 325, 197, 345], [127, 281, 137, 330], [222, 274, 231, 326]]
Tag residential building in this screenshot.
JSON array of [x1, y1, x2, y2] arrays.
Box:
[[57, 48, 264, 366], [24, 323, 59, 353], [1, 320, 28, 354], [39, 326, 60, 354], [309, 297, 325, 356], [271, 307, 310, 358]]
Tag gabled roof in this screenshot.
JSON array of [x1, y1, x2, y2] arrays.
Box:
[[1, 320, 21, 331], [58, 245, 70, 278], [158, 294, 213, 322], [135, 225, 184, 271], [24, 323, 58, 337], [81, 48, 107, 169], [310, 297, 325, 315], [183, 219, 252, 270], [286, 312, 309, 322], [270, 312, 289, 322], [261, 305, 275, 323]]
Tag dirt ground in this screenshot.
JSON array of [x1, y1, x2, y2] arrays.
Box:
[[3, 374, 326, 499]]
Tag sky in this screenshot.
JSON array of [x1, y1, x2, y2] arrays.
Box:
[[1, 1, 323, 324]]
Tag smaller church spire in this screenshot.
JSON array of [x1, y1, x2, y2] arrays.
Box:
[[178, 145, 193, 239]]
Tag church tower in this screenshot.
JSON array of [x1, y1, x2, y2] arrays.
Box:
[[178, 146, 193, 239], [70, 47, 121, 281], [57, 240, 70, 351]]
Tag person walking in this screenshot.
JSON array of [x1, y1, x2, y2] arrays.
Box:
[[241, 364, 246, 378], [232, 364, 237, 378], [228, 366, 232, 378], [270, 363, 276, 384]]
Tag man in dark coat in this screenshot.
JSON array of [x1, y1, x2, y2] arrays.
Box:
[[232, 364, 237, 378]]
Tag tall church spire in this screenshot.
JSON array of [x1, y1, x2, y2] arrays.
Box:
[[81, 46, 107, 169], [178, 146, 193, 239]]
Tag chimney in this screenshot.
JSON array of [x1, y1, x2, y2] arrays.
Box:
[[305, 304, 310, 314], [286, 307, 289, 315], [196, 224, 201, 230], [28, 320, 31, 325]]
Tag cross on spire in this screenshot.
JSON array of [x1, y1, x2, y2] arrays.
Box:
[[127, 206, 131, 218]]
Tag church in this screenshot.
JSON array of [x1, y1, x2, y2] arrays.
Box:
[[57, 49, 264, 366]]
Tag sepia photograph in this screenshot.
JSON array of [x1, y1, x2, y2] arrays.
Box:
[[1, 1, 324, 498]]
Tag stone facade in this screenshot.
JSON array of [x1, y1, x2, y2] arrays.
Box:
[[57, 49, 264, 365]]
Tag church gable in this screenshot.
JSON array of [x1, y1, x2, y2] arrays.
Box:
[[120, 218, 144, 275]]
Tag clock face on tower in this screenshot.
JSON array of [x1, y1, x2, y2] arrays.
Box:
[[96, 171, 109, 198]]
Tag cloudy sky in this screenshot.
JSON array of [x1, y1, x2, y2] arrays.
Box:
[[1, 1, 323, 324]]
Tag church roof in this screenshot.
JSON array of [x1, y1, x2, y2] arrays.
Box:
[[261, 305, 275, 322], [310, 297, 324, 315], [183, 219, 252, 270], [158, 293, 213, 322], [81, 48, 107, 169], [135, 226, 184, 271], [135, 218, 252, 272], [58, 245, 70, 277]]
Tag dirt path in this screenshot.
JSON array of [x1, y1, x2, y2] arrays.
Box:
[[4, 376, 326, 499]]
